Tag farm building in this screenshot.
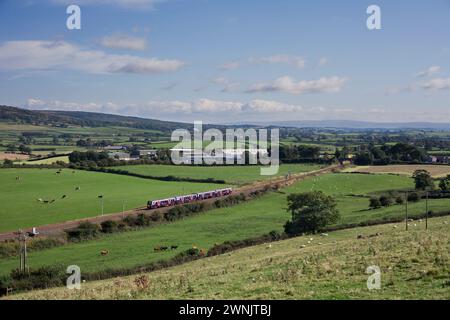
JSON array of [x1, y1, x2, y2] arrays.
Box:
[[138, 149, 158, 158], [108, 152, 139, 161]]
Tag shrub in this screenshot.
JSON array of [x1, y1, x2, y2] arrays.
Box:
[[407, 192, 420, 202], [379, 195, 393, 207], [100, 220, 118, 233], [0, 275, 13, 295], [149, 210, 164, 222], [135, 213, 152, 227], [9, 265, 66, 291], [65, 222, 100, 241], [395, 196, 404, 204], [369, 197, 382, 209]]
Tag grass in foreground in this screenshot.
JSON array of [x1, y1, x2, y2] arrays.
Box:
[[0, 168, 224, 232], [8, 216, 450, 300]]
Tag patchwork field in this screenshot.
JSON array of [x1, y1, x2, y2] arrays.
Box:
[[1, 173, 449, 277], [0, 152, 29, 161], [344, 165, 450, 178], [0, 168, 224, 232], [24, 156, 70, 164], [7, 216, 450, 300], [109, 163, 323, 184]]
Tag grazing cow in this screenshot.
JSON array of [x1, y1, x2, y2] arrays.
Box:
[[160, 246, 168, 251], [153, 246, 161, 252], [170, 245, 178, 250], [100, 250, 109, 256]]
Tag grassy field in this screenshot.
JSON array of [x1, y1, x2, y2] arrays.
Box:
[[1, 173, 449, 277], [7, 216, 450, 300], [23, 156, 70, 164], [344, 165, 450, 178], [108, 164, 323, 184], [0, 168, 224, 232]]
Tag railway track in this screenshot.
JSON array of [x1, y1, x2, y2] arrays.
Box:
[[0, 164, 342, 241]]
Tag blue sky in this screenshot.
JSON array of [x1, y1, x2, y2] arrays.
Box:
[[0, 0, 450, 123]]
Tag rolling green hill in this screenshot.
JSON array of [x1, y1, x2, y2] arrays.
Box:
[[7, 216, 450, 300], [1, 173, 449, 278]]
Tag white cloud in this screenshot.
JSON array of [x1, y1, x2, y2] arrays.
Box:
[[385, 85, 415, 95], [422, 78, 450, 91], [211, 77, 240, 92], [0, 40, 184, 75], [100, 34, 147, 51], [415, 66, 441, 77], [26, 98, 120, 113], [242, 100, 302, 113], [219, 61, 240, 70], [249, 54, 306, 69], [50, 0, 165, 9], [25, 98, 303, 116], [246, 76, 347, 95]]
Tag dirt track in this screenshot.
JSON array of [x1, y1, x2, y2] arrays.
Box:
[[0, 164, 342, 241]]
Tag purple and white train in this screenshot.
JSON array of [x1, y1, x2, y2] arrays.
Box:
[[147, 187, 233, 210]]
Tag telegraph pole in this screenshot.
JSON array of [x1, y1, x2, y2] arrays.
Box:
[[98, 195, 104, 216], [18, 229, 28, 274]]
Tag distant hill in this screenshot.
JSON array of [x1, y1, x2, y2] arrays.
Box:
[[249, 120, 450, 130], [2, 105, 450, 131], [0, 105, 195, 132]]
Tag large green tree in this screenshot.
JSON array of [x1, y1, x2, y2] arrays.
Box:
[[412, 169, 434, 190], [284, 191, 340, 235], [439, 175, 450, 191]]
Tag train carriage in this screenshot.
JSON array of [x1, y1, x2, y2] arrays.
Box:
[[147, 188, 232, 209]]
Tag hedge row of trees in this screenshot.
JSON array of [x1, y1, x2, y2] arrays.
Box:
[[65, 192, 252, 241], [352, 143, 427, 165]]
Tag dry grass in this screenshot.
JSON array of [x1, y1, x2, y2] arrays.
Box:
[[344, 165, 450, 178], [6, 216, 450, 300], [0, 152, 29, 161]]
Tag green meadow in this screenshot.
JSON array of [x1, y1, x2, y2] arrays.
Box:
[[1, 173, 449, 277], [0, 168, 224, 232], [11, 216, 449, 300], [109, 163, 323, 184]]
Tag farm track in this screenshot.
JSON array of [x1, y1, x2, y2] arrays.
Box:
[[0, 164, 342, 241]]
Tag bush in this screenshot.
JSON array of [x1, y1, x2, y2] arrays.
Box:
[[407, 192, 420, 202], [100, 220, 118, 233], [0, 275, 13, 295], [149, 210, 164, 222], [395, 196, 404, 204], [65, 222, 100, 241], [369, 197, 382, 209], [9, 265, 66, 292], [379, 195, 393, 207]]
